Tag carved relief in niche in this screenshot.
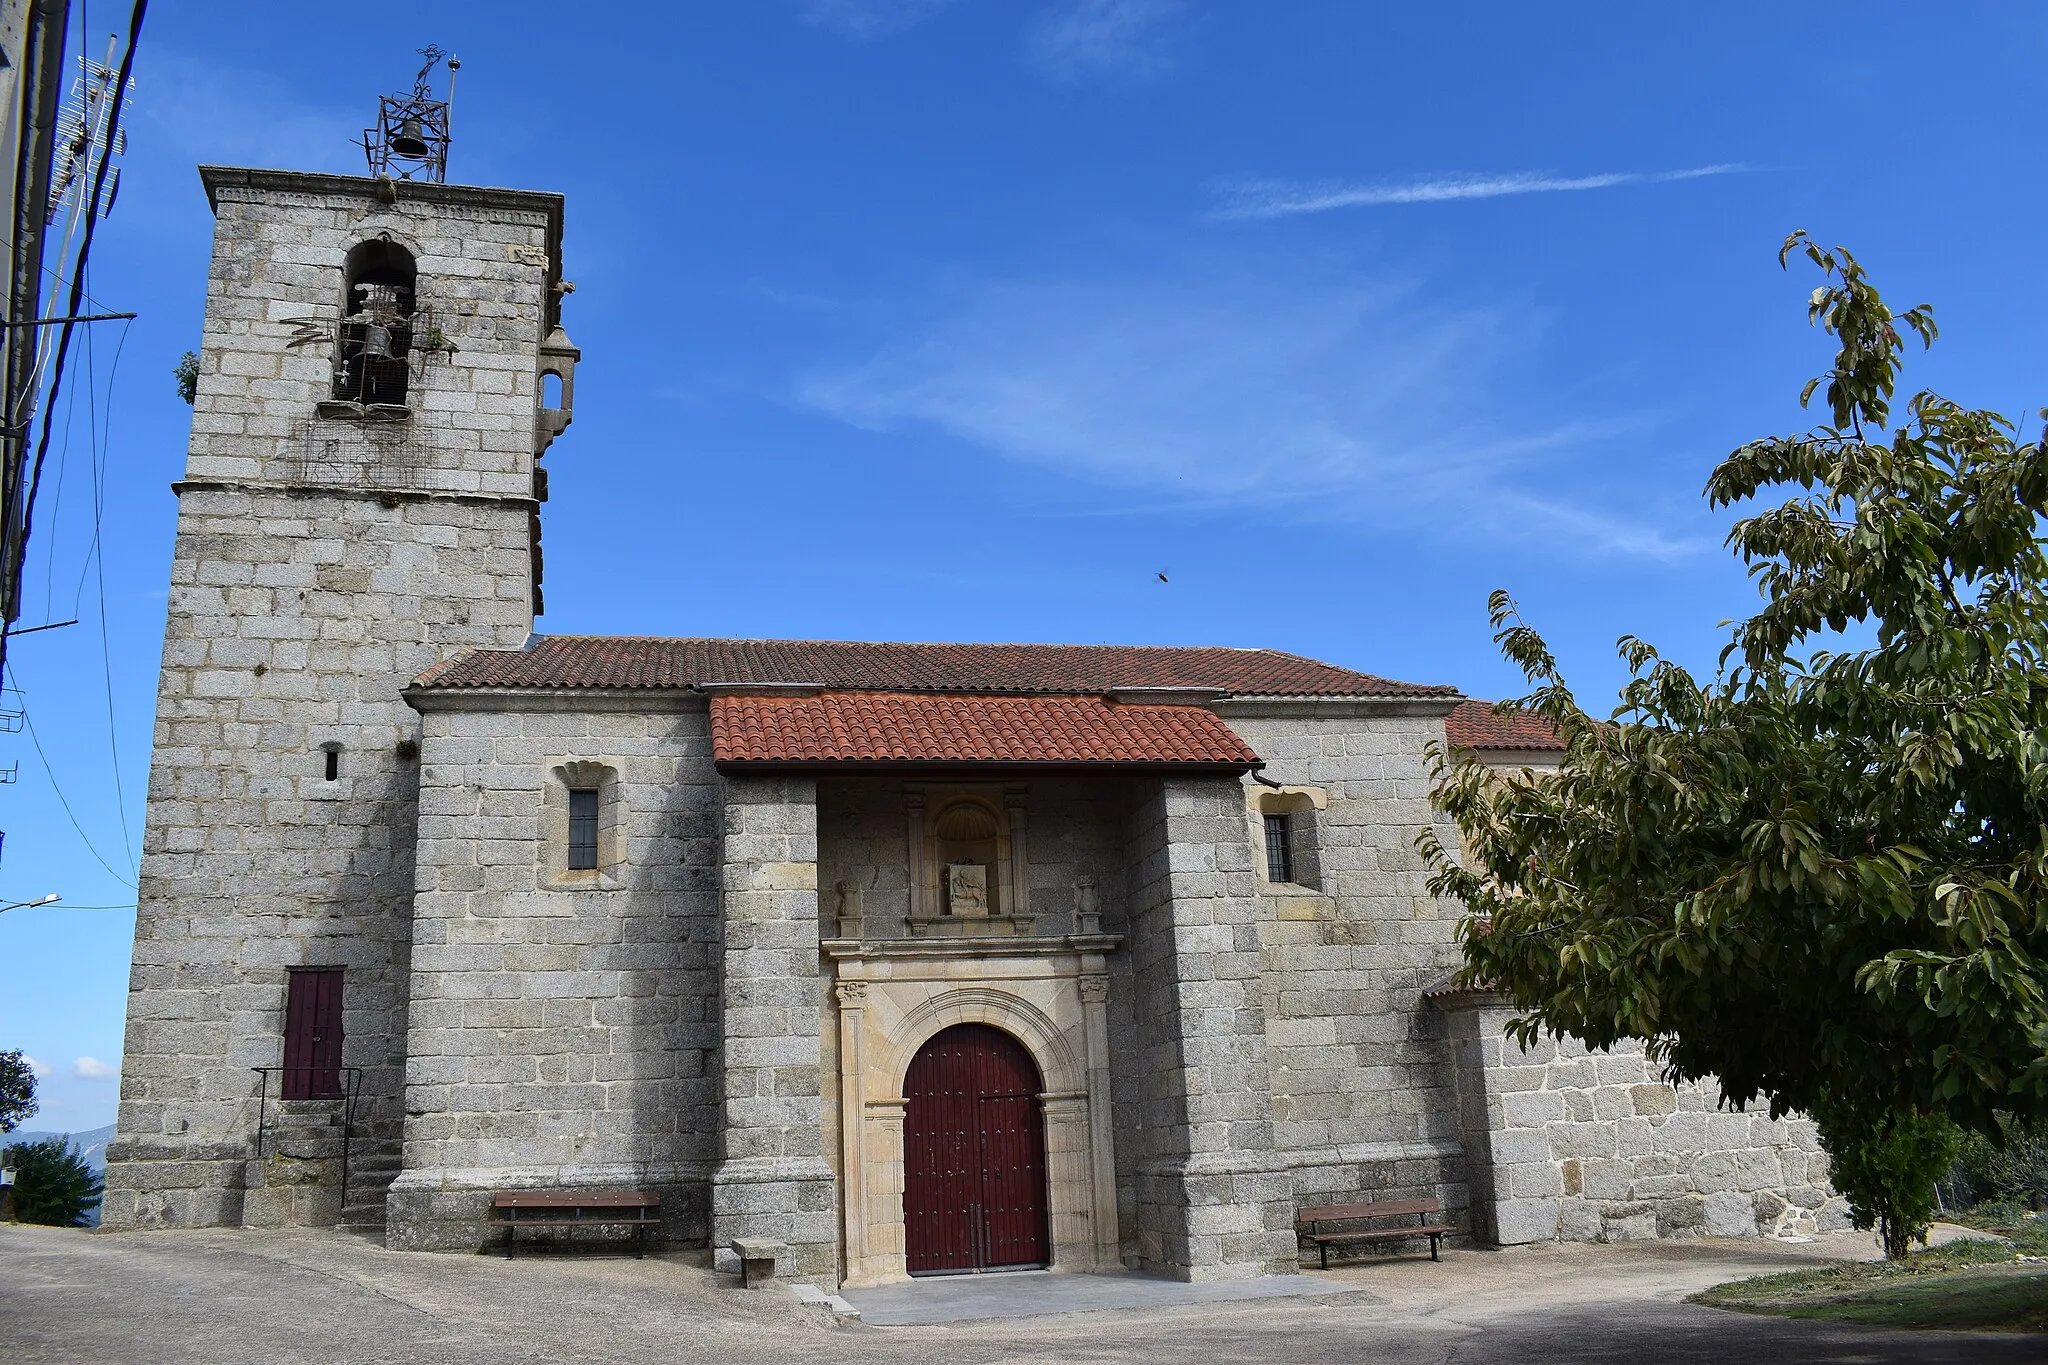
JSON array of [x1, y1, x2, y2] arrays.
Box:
[[945, 863, 989, 917], [933, 799, 1000, 917], [903, 786, 1034, 934]]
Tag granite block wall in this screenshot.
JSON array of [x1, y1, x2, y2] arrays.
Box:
[[815, 776, 1129, 939], [711, 773, 838, 1286], [107, 168, 565, 1230], [384, 699, 721, 1251], [1442, 999, 1848, 1244], [183, 170, 559, 500], [1114, 775, 1297, 1281], [1220, 703, 1471, 1229]]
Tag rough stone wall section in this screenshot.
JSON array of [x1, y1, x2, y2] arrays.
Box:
[[1222, 705, 1471, 1224], [105, 169, 560, 1231], [1117, 776, 1297, 1281], [712, 774, 839, 1286], [183, 171, 557, 500], [1441, 999, 1848, 1244], [815, 775, 1128, 940], [383, 700, 720, 1252]]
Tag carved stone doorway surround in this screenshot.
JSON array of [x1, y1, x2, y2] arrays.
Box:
[[824, 934, 1121, 1287]]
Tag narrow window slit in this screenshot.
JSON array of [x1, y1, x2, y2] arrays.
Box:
[[324, 747, 340, 782], [568, 788, 599, 870], [1264, 812, 1292, 884]]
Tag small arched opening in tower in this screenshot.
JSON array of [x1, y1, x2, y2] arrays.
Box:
[[335, 238, 417, 409]]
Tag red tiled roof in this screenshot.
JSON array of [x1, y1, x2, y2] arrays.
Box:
[[710, 691, 1261, 768], [1444, 699, 1563, 752], [415, 636, 1455, 698]]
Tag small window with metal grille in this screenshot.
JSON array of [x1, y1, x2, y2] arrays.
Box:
[[568, 788, 599, 870], [1264, 812, 1293, 884]]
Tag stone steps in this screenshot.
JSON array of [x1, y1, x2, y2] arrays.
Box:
[[334, 1144, 403, 1230]]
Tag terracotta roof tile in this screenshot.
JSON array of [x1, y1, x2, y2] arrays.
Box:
[[710, 692, 1261, 768], [415, 635, 1455, 698], [1444, 699, 1563, 752]]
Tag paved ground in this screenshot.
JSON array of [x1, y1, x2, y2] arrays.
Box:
[[2, 1222, 2041, 1363], [842, 1265, 1354, 1324]]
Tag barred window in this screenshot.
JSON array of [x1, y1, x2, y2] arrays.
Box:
[[1264, 812, 1293, 884], [568, 788, 599, 870]]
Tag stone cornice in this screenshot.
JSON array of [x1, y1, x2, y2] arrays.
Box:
[[173, 478, 536, 512], [403, 686, 710, 715], [821, 933, 1123, 960], [199, 165, 564, 231]]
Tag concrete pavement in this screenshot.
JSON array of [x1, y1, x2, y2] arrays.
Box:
[[0, 1222, 2038, 1363]]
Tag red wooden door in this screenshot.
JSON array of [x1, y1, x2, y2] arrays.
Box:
[[902, 1024, 1050, 1274], [282, 968, 344, 1099]]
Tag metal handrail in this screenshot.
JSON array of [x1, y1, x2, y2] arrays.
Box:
[[250, 1066, 364, 1214]]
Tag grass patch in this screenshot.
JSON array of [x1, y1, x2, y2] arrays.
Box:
[[1692, 1219, 2048, 1333]]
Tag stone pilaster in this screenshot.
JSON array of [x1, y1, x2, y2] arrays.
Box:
[[711, 774, 838, 1285], [1123, 775, 1297, 1280]]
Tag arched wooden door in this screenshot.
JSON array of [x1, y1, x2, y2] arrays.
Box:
[[902, 1023, 1051, 1274]]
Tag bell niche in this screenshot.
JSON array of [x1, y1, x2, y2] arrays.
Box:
[[324, 237, 417, 418]]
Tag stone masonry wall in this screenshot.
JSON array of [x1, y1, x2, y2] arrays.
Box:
[[184, 171, 557, 499], [106, 170, 560, 1231], [107, 485, 535, 1231], [1442, 999, 1848, 1244], [712, 773, 838, 1286], [1219, 704, 1471, 1231], [1113, 775, 1297, 1281], [384, 698, 720, 1252], [815, 776, 1130, 941]]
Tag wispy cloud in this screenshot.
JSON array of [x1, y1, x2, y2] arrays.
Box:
[[797, 257, 1699, 558], [72, 1056, 117, 1080], [1211, 165, 1747, 221], [134, 49, 361, 176], [1027, 0, 1188, 85], [24, 1055, 50, 1078], [804, 0, 956, 39]]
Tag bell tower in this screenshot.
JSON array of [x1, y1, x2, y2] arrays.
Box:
[[103, 74, 577, 1230]]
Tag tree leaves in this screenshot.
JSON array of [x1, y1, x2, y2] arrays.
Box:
[[1423, 240, 2048, 1149]]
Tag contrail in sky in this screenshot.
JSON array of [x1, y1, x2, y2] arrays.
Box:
[[1211, 165, 1747, 220]]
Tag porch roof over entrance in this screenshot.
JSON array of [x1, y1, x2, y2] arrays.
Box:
[[709, 690, 1260, 770]]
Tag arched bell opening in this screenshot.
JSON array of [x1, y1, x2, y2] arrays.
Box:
[[901, 1022, 1050, 1275], [335, 238, 417, 408]]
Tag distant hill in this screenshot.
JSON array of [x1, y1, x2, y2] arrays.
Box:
[[3, 1124, 116, 1226], [3, 1123, 116, 1172]]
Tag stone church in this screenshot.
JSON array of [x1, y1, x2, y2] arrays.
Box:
[[101, 157, 1845, 1287]]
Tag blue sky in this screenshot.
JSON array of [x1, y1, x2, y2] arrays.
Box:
[[4, 1, 2045, 1131]]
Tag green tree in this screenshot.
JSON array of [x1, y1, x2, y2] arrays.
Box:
[[6, 1136, 103, 1226], [1422, 234, 2048, 1257], [0, 1050, 36, 1132], [1811, 1098, 1961, 1259]]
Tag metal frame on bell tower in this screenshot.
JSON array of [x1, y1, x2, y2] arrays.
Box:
[[361, 46, 458, 184]]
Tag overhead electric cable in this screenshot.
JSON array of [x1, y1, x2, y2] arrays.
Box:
[[82, 300, 133, 864], [8, 665, 136, 886], [36, 309, 82, 621], [10, 0, 146, 680]]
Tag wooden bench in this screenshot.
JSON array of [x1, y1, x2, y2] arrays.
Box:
[[1298, 1198, 1449, 1267], [492, 1191, 661, 1259]]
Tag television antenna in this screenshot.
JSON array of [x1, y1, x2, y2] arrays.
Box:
[[362, 46, 459, 184], [47, 37, 134, 224]]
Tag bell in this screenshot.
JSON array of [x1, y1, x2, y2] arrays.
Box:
[[361, 324, 394, 360], [390, 118, 430, 159]]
